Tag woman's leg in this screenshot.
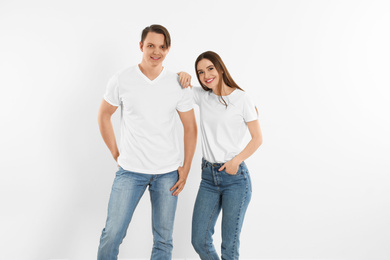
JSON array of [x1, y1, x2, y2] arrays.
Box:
[[192, 166, 221, 260], [220, 165, 252, 260]]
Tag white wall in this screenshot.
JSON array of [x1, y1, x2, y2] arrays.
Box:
[[1, 0, 389, 259]]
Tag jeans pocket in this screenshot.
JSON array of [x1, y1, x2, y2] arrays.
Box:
[[115, 166, 125, 176], [224, 166, 242, 176], [201, 160, 207, 171]]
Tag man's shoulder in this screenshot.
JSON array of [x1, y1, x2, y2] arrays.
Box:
[[160, 69, 183, 90], [162, 69, 180, 80], [115, 65, 137, 78]]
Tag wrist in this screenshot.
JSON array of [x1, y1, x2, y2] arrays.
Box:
[[182, 164, 191, 172], [232, 156, 243, 165]]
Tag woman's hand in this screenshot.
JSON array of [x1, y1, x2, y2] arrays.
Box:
[[218, 158, 241, 175], [177, 71, 192, 88]]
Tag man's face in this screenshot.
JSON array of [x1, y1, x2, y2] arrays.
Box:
[[140, 32, 170, 67]]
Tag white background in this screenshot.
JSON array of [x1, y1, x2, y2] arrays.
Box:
[[1, 0, 389, 260]]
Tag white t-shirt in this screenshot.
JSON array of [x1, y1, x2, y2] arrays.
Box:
[[192, 86, 258, 163], [104, 65, 193, 174]]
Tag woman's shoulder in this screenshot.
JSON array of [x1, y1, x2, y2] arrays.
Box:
[[192, 86, 210, 96], [192, 86, 205, 91], [191, 86, 211, 105], [231, 88, 249, 100], [235, 89, 254, 99], [230, 89, 258, 109]]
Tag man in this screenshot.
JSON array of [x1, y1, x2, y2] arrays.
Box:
[[97, 24, 197, 260]]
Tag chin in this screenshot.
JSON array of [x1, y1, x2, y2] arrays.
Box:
[[149, 62, 161, 66]]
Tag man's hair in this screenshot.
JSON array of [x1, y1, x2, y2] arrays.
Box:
[[141, 24, 171, 48]]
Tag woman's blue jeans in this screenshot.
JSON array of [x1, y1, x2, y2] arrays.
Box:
[[192, 158, 252, 260], [97, 167, 178, 260]]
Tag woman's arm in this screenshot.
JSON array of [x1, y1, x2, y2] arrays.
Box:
[[177, 71, 192, 88], [219, 120, 262, 174]]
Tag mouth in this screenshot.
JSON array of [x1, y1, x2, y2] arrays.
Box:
[[205, 78, 215, 84], [151, 56, 161, 61]]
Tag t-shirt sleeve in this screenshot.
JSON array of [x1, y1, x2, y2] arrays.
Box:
[[103, 74, 120, 106], [243, 93, 259, 122], [192, 86, 203, 106], [176, 87, 194, 112]]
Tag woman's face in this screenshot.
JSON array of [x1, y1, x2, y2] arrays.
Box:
[[196, 58, 220, 90]]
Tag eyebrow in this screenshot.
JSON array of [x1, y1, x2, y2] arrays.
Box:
[[197, 65, 214, 72], [146, 42, 165, 46]]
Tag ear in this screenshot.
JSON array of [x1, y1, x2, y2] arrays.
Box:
[[139, 41, 144, 52]]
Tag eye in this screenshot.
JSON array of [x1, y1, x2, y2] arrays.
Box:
[[148, 44, 153, 48], [208, 67, 214, 71], [161, 46, 165, 49], [198, 71, 203, 75]]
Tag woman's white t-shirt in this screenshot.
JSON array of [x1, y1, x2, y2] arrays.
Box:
[[192, 87, 258, 163]]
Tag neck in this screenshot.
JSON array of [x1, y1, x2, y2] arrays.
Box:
[[138, 62, 163, 81], [213, 82, 235, 96]]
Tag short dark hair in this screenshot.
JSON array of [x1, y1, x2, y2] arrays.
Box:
[[141, 24, 171, 48]]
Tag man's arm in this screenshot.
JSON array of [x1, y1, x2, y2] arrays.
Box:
[[98, 99, 120, 162], [170, 109, 197, 196]]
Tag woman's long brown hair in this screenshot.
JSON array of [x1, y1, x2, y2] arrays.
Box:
[[195, 51, 244, 108]]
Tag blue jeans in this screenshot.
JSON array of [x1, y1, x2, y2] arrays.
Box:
[[192, 158, 252, 260], [97, 167, 179, 260]]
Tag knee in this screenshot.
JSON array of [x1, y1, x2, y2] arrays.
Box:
[[153, 239, 173, 252], [100, 227, 123, 245], [191, 234, 203, 253]]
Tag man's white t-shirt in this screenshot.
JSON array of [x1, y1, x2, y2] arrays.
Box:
[[104, 65, 193, 174], [192, 87, 258, 163]]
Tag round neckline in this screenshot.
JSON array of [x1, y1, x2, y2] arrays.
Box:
[[211, 88, 237, 97]]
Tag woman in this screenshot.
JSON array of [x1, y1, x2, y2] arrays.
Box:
[[191, 51, 262, 260]]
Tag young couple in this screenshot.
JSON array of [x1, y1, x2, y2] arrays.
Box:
[[97, 24, 262, 260]]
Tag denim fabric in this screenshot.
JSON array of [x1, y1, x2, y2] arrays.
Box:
[[97, 167, 178, 260], [192, 158, 252, 260]]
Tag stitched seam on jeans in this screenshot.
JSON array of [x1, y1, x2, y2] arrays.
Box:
[[204, 196, 220, 260], [231, 180, 248, 258]]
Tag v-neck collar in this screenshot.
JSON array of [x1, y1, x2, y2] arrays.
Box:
[[136, 64, 165, 85]]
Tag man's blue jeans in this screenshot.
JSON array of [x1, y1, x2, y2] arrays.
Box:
[[97, 167, 178, 260], [192, 158, 252, 260]]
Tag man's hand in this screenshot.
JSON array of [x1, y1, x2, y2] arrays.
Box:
[[177, 71, 192, 88], [170, 166, 190, 196], [218, 158, 241, 175]]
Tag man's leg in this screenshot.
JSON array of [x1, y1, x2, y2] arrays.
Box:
[[149, 170, 179, 260], [97, 168, 149, 260]]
